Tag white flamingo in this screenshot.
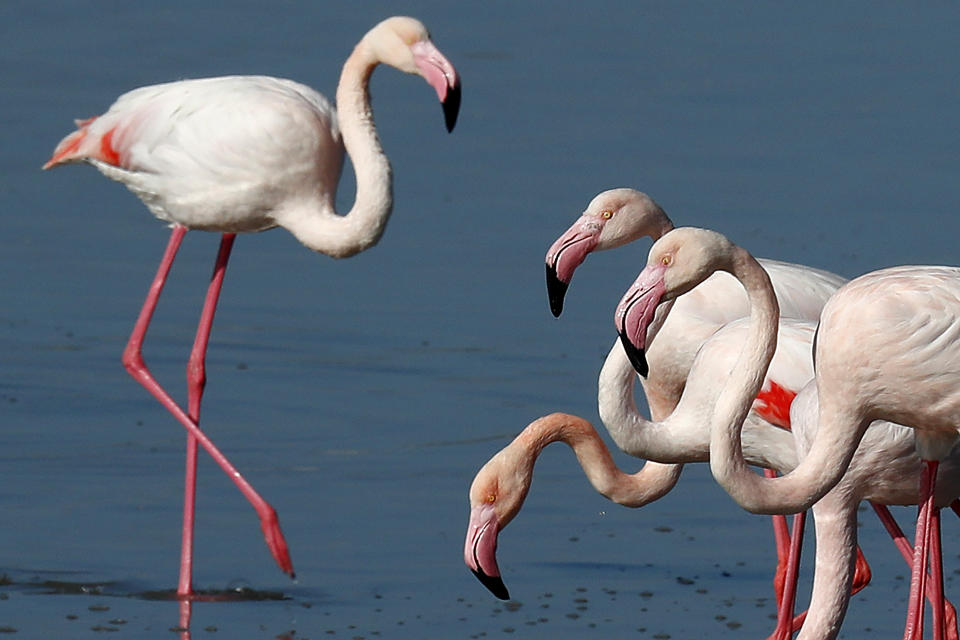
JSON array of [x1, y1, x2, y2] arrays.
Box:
[[615, 227, 960, 639], [543, 188, 849, 636], [702, 264, 960, 640], [43, 16, 461, 597]]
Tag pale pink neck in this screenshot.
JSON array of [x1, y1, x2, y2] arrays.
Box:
[[518, 414, 681, 508], [283, 39, 393, 258]]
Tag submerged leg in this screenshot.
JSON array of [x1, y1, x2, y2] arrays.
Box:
[[122, 227, 293, 583]]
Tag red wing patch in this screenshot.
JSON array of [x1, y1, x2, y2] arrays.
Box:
[[753, 381, 797, 430]]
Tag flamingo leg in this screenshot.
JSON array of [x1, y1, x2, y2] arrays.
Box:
[[122, 226, 294, 583], [903, 460, 939, 640], [872, 501, 959, 640], [766, 468, 792, 603], [767, 510, 805, 640], [177, 232, 236, 597], [930, 506, 946, 640]]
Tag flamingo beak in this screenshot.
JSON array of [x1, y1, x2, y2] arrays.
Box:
[[464, 504, 510, 600], [544, 218, 603, 317], [614, 265, 668, 378], [412, 41, 461, 132]]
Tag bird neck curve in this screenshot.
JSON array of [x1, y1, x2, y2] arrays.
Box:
[[518, 414, 681, 508], [597, 341, 662, 457], [287, 40, 393, 258]]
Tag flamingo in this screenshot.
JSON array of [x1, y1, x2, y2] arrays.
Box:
[[543, 188, 849, 636], [465, 407, 959, 640], [43, 16, 461, 597], [699, 265, 960, 640], [615, 228, 960, 639]]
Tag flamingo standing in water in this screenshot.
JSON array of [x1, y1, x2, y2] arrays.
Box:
[[465, 407, 960, 639], [615, 227, 960, 639], [43, 16, 461, 597], [543, 189, 850, 636], [702, 265, 960, 640]]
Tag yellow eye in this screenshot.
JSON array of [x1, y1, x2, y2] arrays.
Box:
[[601, 210, 613, 220], [661, 254, 672, 266], [486, 494, 496, 503]]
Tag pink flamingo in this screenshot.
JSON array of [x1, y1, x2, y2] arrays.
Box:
[[543, 189, 850, 636], [465, 407, 959, 639], [615, 227, 960, 639], [43, 16, 460, 597], [704, 266, 960, 640]]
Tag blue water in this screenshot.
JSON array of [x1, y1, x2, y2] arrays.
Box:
[[3, 1, 960, 638]]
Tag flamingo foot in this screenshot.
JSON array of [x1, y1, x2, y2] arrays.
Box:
[[259, 508, 295, 578]]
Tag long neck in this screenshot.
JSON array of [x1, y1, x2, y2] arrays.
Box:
[[287, 40, 393, 258], [706, 250, 872, 514], [519, 414, 682, 508], [598, 342, 661, 457], [707, 249, 797, 512]]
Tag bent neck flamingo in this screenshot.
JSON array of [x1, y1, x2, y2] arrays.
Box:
[[616, 228, 960, 640], [43, 15, 460, 598]]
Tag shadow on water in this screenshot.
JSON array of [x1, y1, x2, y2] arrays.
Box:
[[2, 568, 289, 602]]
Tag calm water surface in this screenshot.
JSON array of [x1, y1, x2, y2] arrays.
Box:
[[3, 2, 960, 638]]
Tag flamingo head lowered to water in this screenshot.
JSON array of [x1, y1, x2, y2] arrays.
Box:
[[545, 188, 670, 317], [615, 228, 740, 377], [464, 437, 541, 601]]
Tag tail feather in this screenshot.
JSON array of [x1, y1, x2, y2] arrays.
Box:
[[44, 116, 119, 170]]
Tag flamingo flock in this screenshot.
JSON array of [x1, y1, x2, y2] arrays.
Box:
[[42, 12, 958, 640]]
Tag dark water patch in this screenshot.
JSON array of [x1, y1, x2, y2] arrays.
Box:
[[140, 586, 291, 602]]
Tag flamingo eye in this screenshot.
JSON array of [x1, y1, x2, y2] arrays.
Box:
[[600, 210, 613, 220], [661, 254, 672, 266], [486, 494, 496, 503]]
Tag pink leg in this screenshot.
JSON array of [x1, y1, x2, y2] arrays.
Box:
[[873, 502, 959, 640], [930, 507, 946, 640], [122, 227, 294, 586], [766, 468, 792, 601], [904, 460, 939, 640], [767, 510, 805, 640], [177, 233, 237, 597]]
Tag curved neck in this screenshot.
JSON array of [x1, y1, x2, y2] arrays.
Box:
[[519, 414, 682, 508], [598, 338, 710, 462], [286, 39, 393, 258], [707, 249, 799, 512], [598, 343, 657, 455]]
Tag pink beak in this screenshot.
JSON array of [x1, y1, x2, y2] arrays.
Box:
[[464, 504, 509, 600], [544, 217, 603, 317], [614, 264, 668, 377], [412, 40, 461, 132]]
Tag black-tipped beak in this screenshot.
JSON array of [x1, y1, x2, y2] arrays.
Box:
[[546, 263, 569, 318], [472, 568, 510, 600], [618, 331, 648, 378], [443, 82, 461, 133]]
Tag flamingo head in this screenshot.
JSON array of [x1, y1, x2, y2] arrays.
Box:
[[545, 189, 670, 317], [615, 227, 737, 376], [364, 16, 461, 132], [464, 445, 536, 601]]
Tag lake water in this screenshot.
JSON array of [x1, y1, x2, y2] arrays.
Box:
[[3, 1, 960, 638]]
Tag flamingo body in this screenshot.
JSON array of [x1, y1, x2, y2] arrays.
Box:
[[47, 76, 344, 233]]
